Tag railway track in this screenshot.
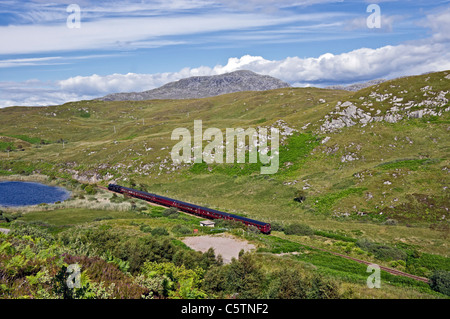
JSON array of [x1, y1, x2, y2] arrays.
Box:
[[97, 185, 429, 284], [312, 246, 429, 283]]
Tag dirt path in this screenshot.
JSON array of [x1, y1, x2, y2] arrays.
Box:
[[182, 234, 256, 264]]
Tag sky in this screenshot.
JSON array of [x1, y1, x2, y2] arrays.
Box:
[[0, 0, 450, 108]]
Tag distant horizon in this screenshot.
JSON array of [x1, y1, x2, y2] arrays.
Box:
[[1, 0, 450, 108], [2, 67, 449, 109]]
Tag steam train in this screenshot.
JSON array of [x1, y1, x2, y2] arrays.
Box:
[[108, 184, 271, 234]]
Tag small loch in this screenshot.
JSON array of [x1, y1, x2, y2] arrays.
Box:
[[0, 181, 70, 207]]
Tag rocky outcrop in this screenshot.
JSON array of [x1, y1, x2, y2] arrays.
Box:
[[320, 85, 450, 133]]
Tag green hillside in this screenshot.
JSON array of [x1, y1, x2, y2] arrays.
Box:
[[1, 70, 449, 299]]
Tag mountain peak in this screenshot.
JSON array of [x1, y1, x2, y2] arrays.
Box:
[[99, 70, 290, 101]]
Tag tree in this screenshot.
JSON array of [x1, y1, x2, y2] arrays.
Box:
[[267, 268, 309, 299], [202, 266, 228, 296], [199, 247, 219, 269], [225, 252, 264, 298]]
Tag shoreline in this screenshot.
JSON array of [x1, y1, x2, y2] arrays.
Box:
[[0, 175, 73, 211]]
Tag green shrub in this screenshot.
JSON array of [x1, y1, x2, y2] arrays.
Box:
[[214, 219, 245, 230], [10, 223, 54, 243], [172, 224, 192, 235], [81, 183, 97, 195], [93, 216, 113, 222], [140, 225, 152, 233], [356, 239, 407, 261], [293, 190, 307, 203], [376, 158, 440, 171], [151, 227, 169, 236], [110, 193, 125, 203], [162, 207, 179, 219], [270, 222, 285, 232], [307, 274, 341, 299], [313, 187, 367, 214], [266, 268, 309, 299], [284, 223, 314, 236], [314, 230, 357, 243], [429, 270, 450, 296], [0, 141, 15, 152]]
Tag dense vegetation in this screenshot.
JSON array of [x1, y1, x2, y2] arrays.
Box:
[[0, 220, 343, 299]]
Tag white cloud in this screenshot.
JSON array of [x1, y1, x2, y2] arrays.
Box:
[[3, 38, 450, 108], [1, 3, 450, 108], [345, 14, 403, 32], [0, 56, 64, 68], [0, 80, 92, 108], [0, 12, 306, 55], [0, 54, 126, 68], [420, 7, 450, 42]]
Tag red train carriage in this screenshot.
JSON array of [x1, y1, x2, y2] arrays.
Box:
[[108, 184, 271, 234]]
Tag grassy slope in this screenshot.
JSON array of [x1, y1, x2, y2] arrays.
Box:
[[1, 71, 449, 298]]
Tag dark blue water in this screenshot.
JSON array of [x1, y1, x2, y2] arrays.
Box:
[[0, 181, 70, 207]]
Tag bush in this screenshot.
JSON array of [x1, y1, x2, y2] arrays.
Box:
[[294, 190, 307, 203], [10, 223, 54, 243], [214, 219, 245, 230], [429, 270, 450, 296], [162, 207, 179, 219], [356, 239, 407, 261], [151, 227, 169, 236], [0, 212, 20, 223], [140, 225, 152, 233], [113, 236, 175, 273], [81, 183, 97, 195], [224, 252, 264, 298], [110, 193, 125, 203], [270, 222, 285, 232], [172, 224, 192, 235], [284, 223, 314, 236], [307, 274, 341, 299], [266, 268, 309, 299]]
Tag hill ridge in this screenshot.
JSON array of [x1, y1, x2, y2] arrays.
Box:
[[99, 70, 291, 102]]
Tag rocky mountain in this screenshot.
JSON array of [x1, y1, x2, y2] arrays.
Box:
[[99, 70, 291, 101], [325, 79, 387, 91]]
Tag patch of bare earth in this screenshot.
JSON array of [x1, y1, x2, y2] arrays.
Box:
[[182, 234, 256, 264]]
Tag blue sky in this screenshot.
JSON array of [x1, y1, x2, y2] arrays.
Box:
[[1, 0, 450, 107]]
